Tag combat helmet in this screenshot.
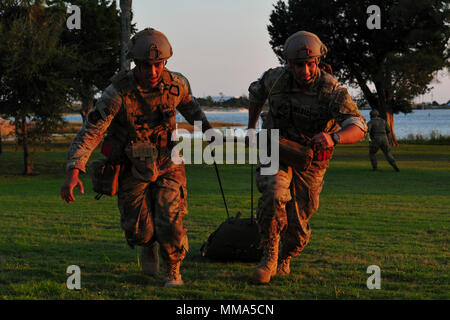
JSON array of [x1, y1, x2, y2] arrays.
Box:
[[284, 31, 327, 62], [370, 109, 379, 118], [127, 28, 173, 63]]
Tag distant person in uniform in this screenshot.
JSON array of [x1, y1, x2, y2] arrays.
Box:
[[367, 109, 399, 172]]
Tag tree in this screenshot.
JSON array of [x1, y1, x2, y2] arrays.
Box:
[[196, 96, 215, 107], [120, 0, 132, 71], [58, 0, 122, 122], [0, 0, 75, 174], [268, 0, 450, 145]]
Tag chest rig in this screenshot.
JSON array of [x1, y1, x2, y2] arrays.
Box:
[[108, 69, 182, 180], [267, 69, 339, 144]]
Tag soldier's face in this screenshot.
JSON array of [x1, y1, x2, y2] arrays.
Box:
[[289, 58, 318, 86], [136, 61, 165, 87]]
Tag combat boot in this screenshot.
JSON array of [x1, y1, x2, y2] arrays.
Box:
[[252, 236, 279, 284], [164, 260, 183, 287], [277, 255, 292, 275], [140, 242, 159, 276]]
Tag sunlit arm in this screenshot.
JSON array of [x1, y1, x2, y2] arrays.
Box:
[[336, 124, 366, 144]]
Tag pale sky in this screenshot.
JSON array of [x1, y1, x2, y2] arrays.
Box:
[[130, 0, 449, 103]]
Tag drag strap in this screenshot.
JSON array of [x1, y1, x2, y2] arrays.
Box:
[[251, 163, 255, 223], [213, 161, 230, 219]]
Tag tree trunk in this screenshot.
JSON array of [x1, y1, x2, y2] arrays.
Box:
[[120, 0, 132, 72], [21, 115, 33, 175], [386, 109, 398, 147], [353, 71, 378, 109]]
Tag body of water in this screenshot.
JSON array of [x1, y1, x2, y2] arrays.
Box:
[[64, 108, 450, 139]]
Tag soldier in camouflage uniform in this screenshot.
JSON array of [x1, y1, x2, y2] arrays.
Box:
[[60, 28, 212, 287], [247, 31, 368, 284], [367, 109, 399, 171]]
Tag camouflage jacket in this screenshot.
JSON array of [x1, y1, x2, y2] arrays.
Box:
[[368, 118, 391, 138], [249, 67, 367, 143], [66, 68, 210, 173]]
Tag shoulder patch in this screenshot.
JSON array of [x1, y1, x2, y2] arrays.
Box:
[[267, 66, 289, 95], [95, 100, 112, 119], [86, 99, 115, 125], [87, 110, 102, 124], [318, 72, 339, 103], [333, 87, 350, 106], [321, 72, 338, 87], [320, 72, 338, 92]]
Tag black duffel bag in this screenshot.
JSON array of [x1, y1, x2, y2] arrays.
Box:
[[200, 212, 262, 262]]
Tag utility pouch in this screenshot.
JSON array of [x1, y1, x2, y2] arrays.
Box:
[[91, 159, 121, 198], [124, 141, 159, 182], [279, 136, 314, 171]]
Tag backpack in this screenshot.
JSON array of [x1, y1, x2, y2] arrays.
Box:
[[200, 212, 262, 262], [91, 158, 121, 199]]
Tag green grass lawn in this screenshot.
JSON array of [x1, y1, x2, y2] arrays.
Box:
[[0, 142, 448, 299]]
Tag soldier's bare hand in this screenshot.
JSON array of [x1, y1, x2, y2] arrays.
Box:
[[61, 169, 84, 203], [311, 132, 334, 149]]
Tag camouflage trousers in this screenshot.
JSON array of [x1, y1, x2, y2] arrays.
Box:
[[369, 135, 397, 169], [117, 161, 189, 263], [255, 161, 328, 259]]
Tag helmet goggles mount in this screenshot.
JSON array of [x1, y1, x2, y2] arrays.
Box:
[[127, 28, 173, 64], [284, 31, 327, 63]]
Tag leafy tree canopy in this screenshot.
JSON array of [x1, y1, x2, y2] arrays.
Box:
[[53, 0, 123, 120], [268, 0, 450, 116], [0, 0, 75, 130], [0, 0, 76, 173]]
